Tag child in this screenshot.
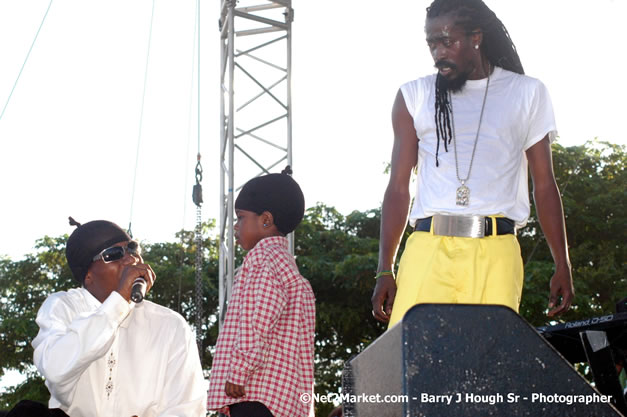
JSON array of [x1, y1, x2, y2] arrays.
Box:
[[207, 168, 316, 417]]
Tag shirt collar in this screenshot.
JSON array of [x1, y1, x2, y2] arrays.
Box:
[[253, 235, 288, 251], [236, 236, 288, 284], [80, 287, 102, 309], [461, 66, 503, 90]]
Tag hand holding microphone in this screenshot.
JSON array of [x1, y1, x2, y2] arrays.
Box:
[[131, 278, 147, 303], [118, 263, 156, 303]]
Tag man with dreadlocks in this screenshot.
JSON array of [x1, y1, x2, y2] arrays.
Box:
[[371, 0, 574, 327]]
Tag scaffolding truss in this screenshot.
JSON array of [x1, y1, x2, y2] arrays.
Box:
[[218, 0, 293, 326]]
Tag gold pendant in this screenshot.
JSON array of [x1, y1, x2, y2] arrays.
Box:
[[456, 184, 470, 206]]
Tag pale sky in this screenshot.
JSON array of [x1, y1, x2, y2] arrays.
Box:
[[1, 0, 626, 263]]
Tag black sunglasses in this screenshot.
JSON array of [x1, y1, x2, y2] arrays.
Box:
[[92, 241, 141, 264]]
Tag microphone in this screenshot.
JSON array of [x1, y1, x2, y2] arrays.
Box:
[[131, 278, 147, 303]]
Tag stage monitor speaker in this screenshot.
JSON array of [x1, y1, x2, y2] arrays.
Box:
[[342, 304, 623, 416]]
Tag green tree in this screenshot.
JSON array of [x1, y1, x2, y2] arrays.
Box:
[[519, 141, 626, 326], [0, 235, 74, 409], [295, 204, 387, 416], [140, 221, 221, 368]]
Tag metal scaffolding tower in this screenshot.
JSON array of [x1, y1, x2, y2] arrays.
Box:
[[218, 0, 293, 326]]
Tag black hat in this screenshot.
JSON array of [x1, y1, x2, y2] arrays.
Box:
[[234, 167, 305, 235], [65, 217, 131, 284]]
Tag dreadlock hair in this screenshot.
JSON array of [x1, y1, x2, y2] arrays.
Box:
[[427, 0, 524, 166]]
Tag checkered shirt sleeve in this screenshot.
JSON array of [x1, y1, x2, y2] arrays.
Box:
[[207, 236, 316, 417]]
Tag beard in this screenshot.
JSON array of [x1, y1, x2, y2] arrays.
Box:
[[435, 61, 471, 93]]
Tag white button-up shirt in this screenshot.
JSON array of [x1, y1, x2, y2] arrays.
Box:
[[32, 288, 206, 417]]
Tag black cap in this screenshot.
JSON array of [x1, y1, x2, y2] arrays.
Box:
[[66, 218, 131, 284], [234, 168, 305, 235]]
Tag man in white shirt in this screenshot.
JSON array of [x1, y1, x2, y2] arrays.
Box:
[[32, 218, 206, 417], [371, 0, 574, 327]]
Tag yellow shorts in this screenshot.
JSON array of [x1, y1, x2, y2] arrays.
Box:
[[388, 227, 524, 327]]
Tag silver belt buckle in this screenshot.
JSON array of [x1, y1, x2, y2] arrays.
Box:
[[432, 214, 486, 238]]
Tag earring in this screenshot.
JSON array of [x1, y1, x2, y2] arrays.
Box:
[[474, 45, 479, 50]]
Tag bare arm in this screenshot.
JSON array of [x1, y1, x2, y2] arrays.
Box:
[[526, 136, 574, 316], [371, 90, 418, 323]]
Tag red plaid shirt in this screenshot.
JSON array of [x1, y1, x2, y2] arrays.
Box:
[[207, 236, 316, 417]]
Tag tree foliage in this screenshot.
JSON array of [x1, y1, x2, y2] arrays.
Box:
[[0, 235, 74, 409], [518, 141, 626, 325], [139, 221, 222, 368], [0, 142, 624, 415], [295, 205, 386, 415]]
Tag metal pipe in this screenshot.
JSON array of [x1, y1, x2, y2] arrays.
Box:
[[236, 75, 287, 112], [233, 10, 286, 30], [226, 0, 235, 324], [286, 1, 294, 255], [234, 113, 288, 139], [236, 48, 287, 72], [236, 26, 283, 37], [234, 62, 287, 110], [235, 34, 287, 57], [236, 3, 284, 13]]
